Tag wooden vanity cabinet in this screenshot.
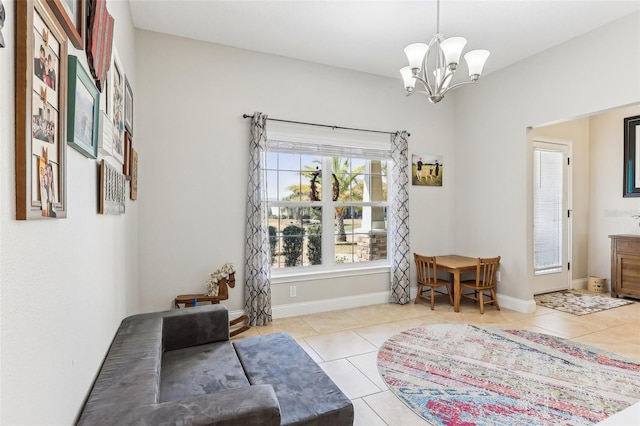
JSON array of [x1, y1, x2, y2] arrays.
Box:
[[609, 234, 640, 299]]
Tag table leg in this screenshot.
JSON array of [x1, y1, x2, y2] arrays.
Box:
[[454, 270, 461, 312]]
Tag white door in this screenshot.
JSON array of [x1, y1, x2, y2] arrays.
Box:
[[532, 140, 571, 295]]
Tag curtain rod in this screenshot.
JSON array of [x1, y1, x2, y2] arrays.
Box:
[[242, 114, 409, 137]]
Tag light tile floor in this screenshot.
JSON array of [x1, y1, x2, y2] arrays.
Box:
[[233, 295, 640, 425]]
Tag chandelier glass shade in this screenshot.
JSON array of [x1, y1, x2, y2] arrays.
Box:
[[400, 0, 490, 103]]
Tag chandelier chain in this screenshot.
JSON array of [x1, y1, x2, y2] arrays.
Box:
[[436, 0, 440, 34]]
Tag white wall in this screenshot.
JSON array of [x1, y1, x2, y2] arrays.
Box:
[[453, 12, 640, 304], [135, 29, 457, 315], [589, 105, 640, 286], [0, 1, 139, 424]]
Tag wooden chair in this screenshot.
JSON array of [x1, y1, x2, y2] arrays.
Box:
[[461, 256, 501, 314], [414, 254, 453, 310]]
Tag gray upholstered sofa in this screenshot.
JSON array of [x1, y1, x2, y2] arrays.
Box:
[[77, 305, 353, 425]]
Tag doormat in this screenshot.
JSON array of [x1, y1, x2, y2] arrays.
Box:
[[534, 290, 634, 315]]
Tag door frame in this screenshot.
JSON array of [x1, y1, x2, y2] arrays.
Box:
[[531, 137, 573, 294]]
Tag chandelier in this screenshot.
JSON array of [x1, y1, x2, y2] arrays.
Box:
[[400, 0, 490, 103]]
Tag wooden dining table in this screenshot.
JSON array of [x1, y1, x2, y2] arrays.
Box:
[[435, 255, 478, 312]]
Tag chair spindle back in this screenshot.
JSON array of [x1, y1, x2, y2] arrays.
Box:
[[414, 254, 437, 284], [475, 256, 500, 288]]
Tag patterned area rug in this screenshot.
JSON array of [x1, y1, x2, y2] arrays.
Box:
[[377, 324, 640, 425], [534, 290, 634, 315]]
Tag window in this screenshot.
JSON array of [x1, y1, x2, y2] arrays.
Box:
[[264, 141, 391, 271], [533, 147, 564, 274]]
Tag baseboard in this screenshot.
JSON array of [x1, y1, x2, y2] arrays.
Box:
[[230, 287, 536, 319], [229, 292, 391, 320], [496, 294, 537, 314], [572, 278, 588, 290], [270, 291, 395, 319]]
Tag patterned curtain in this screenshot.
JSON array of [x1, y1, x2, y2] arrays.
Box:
[[390, 131, 411, 304], [244, 112, 272, 325]]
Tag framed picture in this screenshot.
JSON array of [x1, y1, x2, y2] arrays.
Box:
[[111, 48, 125, 164], [104, 67, 110, 117], [124, 76, 133, 134], [15, 0, 68, 219], [623, 115, 640, 197], [122, 130, 132, 179], [45, 0, 84, 49], [0, 0, 5, 48], [99, 159, 125, 214], [67, 55, 99, 158], [130, 148, 138, 200], [97, 110, 113, 156], [411, 154, 443, 187], [86, 0, 113, 91]]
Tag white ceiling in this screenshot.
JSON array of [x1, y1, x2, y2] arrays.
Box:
[[129, 0, 640, 79]]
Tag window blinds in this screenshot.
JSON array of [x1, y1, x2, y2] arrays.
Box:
[[266, 120, 392, 160], [533, 148, 563, 273]]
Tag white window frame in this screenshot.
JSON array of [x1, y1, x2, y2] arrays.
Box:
[[266, 156, 391, 275], [264, 123, 393, 279]]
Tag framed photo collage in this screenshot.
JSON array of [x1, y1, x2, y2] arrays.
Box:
[[15, 0, 137, 220]]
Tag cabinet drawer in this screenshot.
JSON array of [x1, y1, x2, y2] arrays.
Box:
[[616, 240, 640, 254]]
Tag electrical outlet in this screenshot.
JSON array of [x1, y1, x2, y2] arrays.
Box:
[[496, 272, 501, 282], [289, 286, 297, 297]]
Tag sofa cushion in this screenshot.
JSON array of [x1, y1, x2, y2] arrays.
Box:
[[163, 305, 230, 351], [81, 385, 281, 426], [80, 313, 165, 418], [233, 333, 354, 426], [160, 340, 250, 403]]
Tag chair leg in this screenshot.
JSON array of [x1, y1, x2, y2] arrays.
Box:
[[446, 284, 453, 306], [430, 287, 435, 310], [414, 284, 422, 304], [479, 290, 485, 314], [491, 288, 500, 311]]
